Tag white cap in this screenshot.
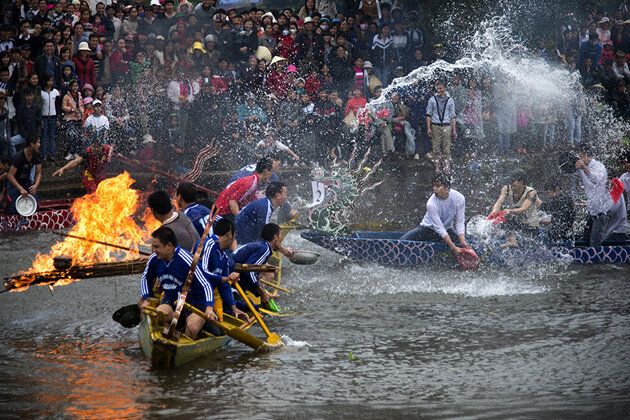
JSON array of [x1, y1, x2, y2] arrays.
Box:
[[77, 41, 91, 52], [150, 0, 160, 6], [304, 17, 313, 23], [92, 99, 102, 106]]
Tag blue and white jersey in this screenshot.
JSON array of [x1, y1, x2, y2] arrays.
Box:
[[140, 246, 214, 308], [233, 240, 272, 290], [183, 203, 212, 237], [228, 163, 280, 186], [196, 236, 237, 308], [234, 197, 274, 245]]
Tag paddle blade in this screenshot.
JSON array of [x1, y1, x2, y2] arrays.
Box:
[[266, 333, 284, 346], [457, 249, 480, 270]]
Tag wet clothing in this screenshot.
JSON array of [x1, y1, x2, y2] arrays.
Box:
[[140, 246, 213, 310], [183, 203, 212, 237], [233, 240, 273, 296], [576, 158, 614, 246], [196, 236, 237, 310], [234, 197, 274, 245], [215, 172, 260, 216], [604, 194, 627, 241], [163, 211, 201, 253], [401, 189, 465, 241]]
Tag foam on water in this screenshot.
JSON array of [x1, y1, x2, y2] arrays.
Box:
[[281, 335, 311, 348]]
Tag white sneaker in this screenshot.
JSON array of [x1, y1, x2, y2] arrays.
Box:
[[413, 153, 420, 160], [65, 153, 73, 161], [425, 152, 433, 160]]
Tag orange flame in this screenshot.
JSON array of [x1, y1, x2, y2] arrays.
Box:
[[26, 172, 152, 276]]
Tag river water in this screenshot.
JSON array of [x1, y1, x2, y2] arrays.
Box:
[[1, 186, 629, 419]]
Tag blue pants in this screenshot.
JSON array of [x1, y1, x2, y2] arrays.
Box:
[[498, 133, 511, 152], [42, 117, 57, 159], [400, 225, 459, 243], [9, 134, 25, 158]]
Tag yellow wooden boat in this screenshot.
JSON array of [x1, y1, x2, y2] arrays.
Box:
[[138, 298, 253, 368]]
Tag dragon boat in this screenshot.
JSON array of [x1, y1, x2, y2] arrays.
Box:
[[0, 199, 75, 233], [138, 249, 286, 368], [300, 231, 630, 266], [138, 297, 254, 368]]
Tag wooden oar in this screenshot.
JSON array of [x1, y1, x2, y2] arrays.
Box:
[[164, 205, 218, 339], [53, 231, 152, 256], [258, 278, 294, 293], [114, 153, 220, 197], [182, 302, 280, 350], [232, 281, 283, 345], [234, 263, 278, 273]]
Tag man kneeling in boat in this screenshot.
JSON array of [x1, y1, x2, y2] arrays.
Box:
[[233, 223, 285, 309], [197, 218, 250, 322], [401, 173, 470, 256], [488, 168, 539, 247], [139, 226, 218, 340]]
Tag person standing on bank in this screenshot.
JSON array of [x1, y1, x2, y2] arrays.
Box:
[[401, 173, 470, 256], [6, 134, 41, 214], [426, 80, 457, 173], [574, 142, 614, 246]]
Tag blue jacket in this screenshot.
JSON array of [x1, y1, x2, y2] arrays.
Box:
[[196, 236, 237, 308], [233, 240, 272, 291], [183, 203, 212, 237], [140, 246, 213, 308], [234, 197, 273, 245]]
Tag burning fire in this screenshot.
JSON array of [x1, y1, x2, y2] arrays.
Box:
[[17, 172, 154, 288]]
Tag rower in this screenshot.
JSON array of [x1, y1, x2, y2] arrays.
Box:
[[6, 134, 41, 215], [214, 157, 274, 221], [197, 218, 250, 322], [538, 181, 576, 242], [400, 173, 470, 256], [175, 182, 212, 237], [488, 168, 539, 247], [139, 226, 218, 340], [147, 190, 200, 252], [574, 143, 614, 246], [228, 154, 297, 223], [234, 182, 295, 254], [233, 223, 287, 309], [52, 138, 113, 194]]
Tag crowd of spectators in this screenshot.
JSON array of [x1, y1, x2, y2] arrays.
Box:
[[0, 0, 630, 180]]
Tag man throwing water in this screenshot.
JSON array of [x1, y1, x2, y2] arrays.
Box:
[[401, 173, 470, 256]]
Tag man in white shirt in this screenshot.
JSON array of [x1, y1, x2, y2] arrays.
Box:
[[575, 142, 614, 246], [400, 173, 470, 256]]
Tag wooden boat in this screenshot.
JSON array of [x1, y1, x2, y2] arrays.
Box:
[[0, 199, 75, 233], [138, 298, 254, 368], [300, 230, 630, 266]]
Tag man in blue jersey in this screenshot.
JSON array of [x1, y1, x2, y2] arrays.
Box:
[[233, 223, 286, 308], [227, 154, 282, 187], [198, 218, 250, 322], [234, 182, 294, 257], [139, 226, 218, 340], [176, 181, 212, 237]]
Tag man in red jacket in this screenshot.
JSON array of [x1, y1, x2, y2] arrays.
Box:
[[214, 157, 274, 221], [72, 42, 96, 90]]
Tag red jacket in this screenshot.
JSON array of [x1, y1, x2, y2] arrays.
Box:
[[215, 173, 260, 216], [72, 54, 96, 89], [265, 70, 290, 99]]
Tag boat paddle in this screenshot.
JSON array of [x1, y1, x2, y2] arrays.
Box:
[[233, 281, 283, 346], [164, 205, 219, 339], [182, 302, 281, 351], [52, 231, 152, 256]]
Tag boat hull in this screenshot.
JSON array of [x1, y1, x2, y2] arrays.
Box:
[[300, 231, 630, 265], [138, 312, 231, 368], [0, 199, 75, 233]]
